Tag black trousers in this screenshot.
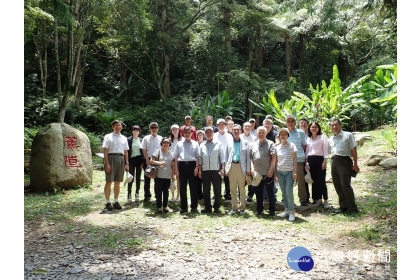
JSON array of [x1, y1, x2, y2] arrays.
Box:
[[196, 175, 203, 200], [128, 155, 142, 195], [308, 155, 328, 201], [331, 156, 357, 211], [178, 161, 198, 210], [254, 175, 276, 213], [202, 170, 221, 210], [247, 185, 254, 198], [142, 158, 152, 199], [223, 175, 231, 198], [154, 178, 170, 209]]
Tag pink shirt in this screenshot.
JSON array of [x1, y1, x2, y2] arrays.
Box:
[[305, 134, 329, 158]]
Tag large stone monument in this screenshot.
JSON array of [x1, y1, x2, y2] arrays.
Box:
[[30, 123, 93, 192]]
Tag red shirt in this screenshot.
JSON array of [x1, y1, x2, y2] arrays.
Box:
[[180, 125, 197, 141]]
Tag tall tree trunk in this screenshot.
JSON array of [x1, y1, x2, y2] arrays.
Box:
[[256, 24, 264, 68], [299, 34, 304, 90], [285, 39, 292, 81]]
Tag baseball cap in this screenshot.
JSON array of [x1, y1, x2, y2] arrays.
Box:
[[217, 118, 226, 125], [123, 172, 134, 187], [185, 115, 192, 119], [149, 122, 159, 128], [286, 114, 296, 121], [279, 128, 289, 133], [249, 118, 256, 122], [171, 124, 179, 130], [204, 126, 214, 132], [197, 129, 205, 135]]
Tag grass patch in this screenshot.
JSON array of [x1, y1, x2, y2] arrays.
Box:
[[98, 232, 121, 248], [24, 185, 103, 222], [347, 225, 382, 242]]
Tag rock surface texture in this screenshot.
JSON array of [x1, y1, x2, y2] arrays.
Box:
[[30, 123, 92, 191]]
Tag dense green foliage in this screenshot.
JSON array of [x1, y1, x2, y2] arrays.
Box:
[[24, 0, 396, 136]]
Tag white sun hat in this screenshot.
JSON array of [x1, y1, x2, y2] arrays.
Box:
[[123, 172, 134, 187], [251, 171, 263, 186]]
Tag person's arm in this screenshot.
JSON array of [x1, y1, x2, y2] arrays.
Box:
[[124, 150, 129, 171], [194, 156, 199, 176], [104, 147, 111, 173], [351, 147, 359, 173], [292, 151, 297, 180]]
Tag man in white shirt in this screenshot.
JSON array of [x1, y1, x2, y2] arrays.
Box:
[[173, 126, 200, 214], [141, 122, 163, 201], [214, 118, 234, 200], [102, 120, 129, 211]]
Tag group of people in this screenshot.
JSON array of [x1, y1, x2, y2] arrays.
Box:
[[101, 113, 360, 220]]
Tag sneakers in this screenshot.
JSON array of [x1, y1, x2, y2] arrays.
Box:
[[179, 209, 188, 214], [279, 210, 289, 218], [135, 193, 139, 202], [240, 210, 245, 216], [289, 212, 295, 221], [246, 197, 253, 202], [314, 200, 323, 207], [103, 203, 113, 211], [113, 202, 122, 210], [127, 193, 132, 203], [163, 207, 170, 213], [323, 202, 330, 209], [201, 208, 212, 214]]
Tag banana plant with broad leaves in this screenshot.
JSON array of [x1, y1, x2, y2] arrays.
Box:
[[190, 91, 245, 125], [250, 65, 367, 134]]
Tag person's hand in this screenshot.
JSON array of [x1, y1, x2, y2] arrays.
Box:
[[292, 172, 297, 180], [352, 164, 360, 173], [321, 161, 327, 170], [124, 164, 129, 172], [268, 170, 274, 177], [194, 167, 199, 176], [198, 170, 202, 179], [105, 164, 111, 173]]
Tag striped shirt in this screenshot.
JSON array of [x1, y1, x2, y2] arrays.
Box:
[[287, 128, 307, 163], [173, 139, 200, 161], [276, 142, 297, 172]]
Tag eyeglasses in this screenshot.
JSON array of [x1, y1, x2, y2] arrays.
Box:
[[150, 127, 158, 129]]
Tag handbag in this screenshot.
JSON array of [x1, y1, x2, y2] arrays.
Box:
[[145, 151, 160, 179]]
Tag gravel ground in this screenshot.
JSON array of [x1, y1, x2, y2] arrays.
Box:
[[24, 197, 397, 280]]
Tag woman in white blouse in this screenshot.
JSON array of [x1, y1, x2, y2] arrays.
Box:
[[305, 122, 330, 209], [170, 124, 183, 201]]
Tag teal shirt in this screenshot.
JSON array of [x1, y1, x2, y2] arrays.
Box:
[[233, 140, 241, 162], [131, 138, 141, 158]]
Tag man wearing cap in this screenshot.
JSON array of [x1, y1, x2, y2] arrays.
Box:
[[180, 116, 197, 141], [202, 115, 218, 133], [241, 121, 257, 202], [328, 119, 359, 214], [214, 118, 234, 200], [226, 119, 234, 137], [225, 124, 251, 215], [102, 120, 130, 211], [173, 126, 200, 214], [285, 114, 308, 206], [250, 126, 277, 216], [266, 115, 280, 132], [249, 118, 257, 136], [141, 122, 163, 201]]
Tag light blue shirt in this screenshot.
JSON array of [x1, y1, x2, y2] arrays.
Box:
[[287, 128, 307, 163], [328, 130, 357, 157]]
